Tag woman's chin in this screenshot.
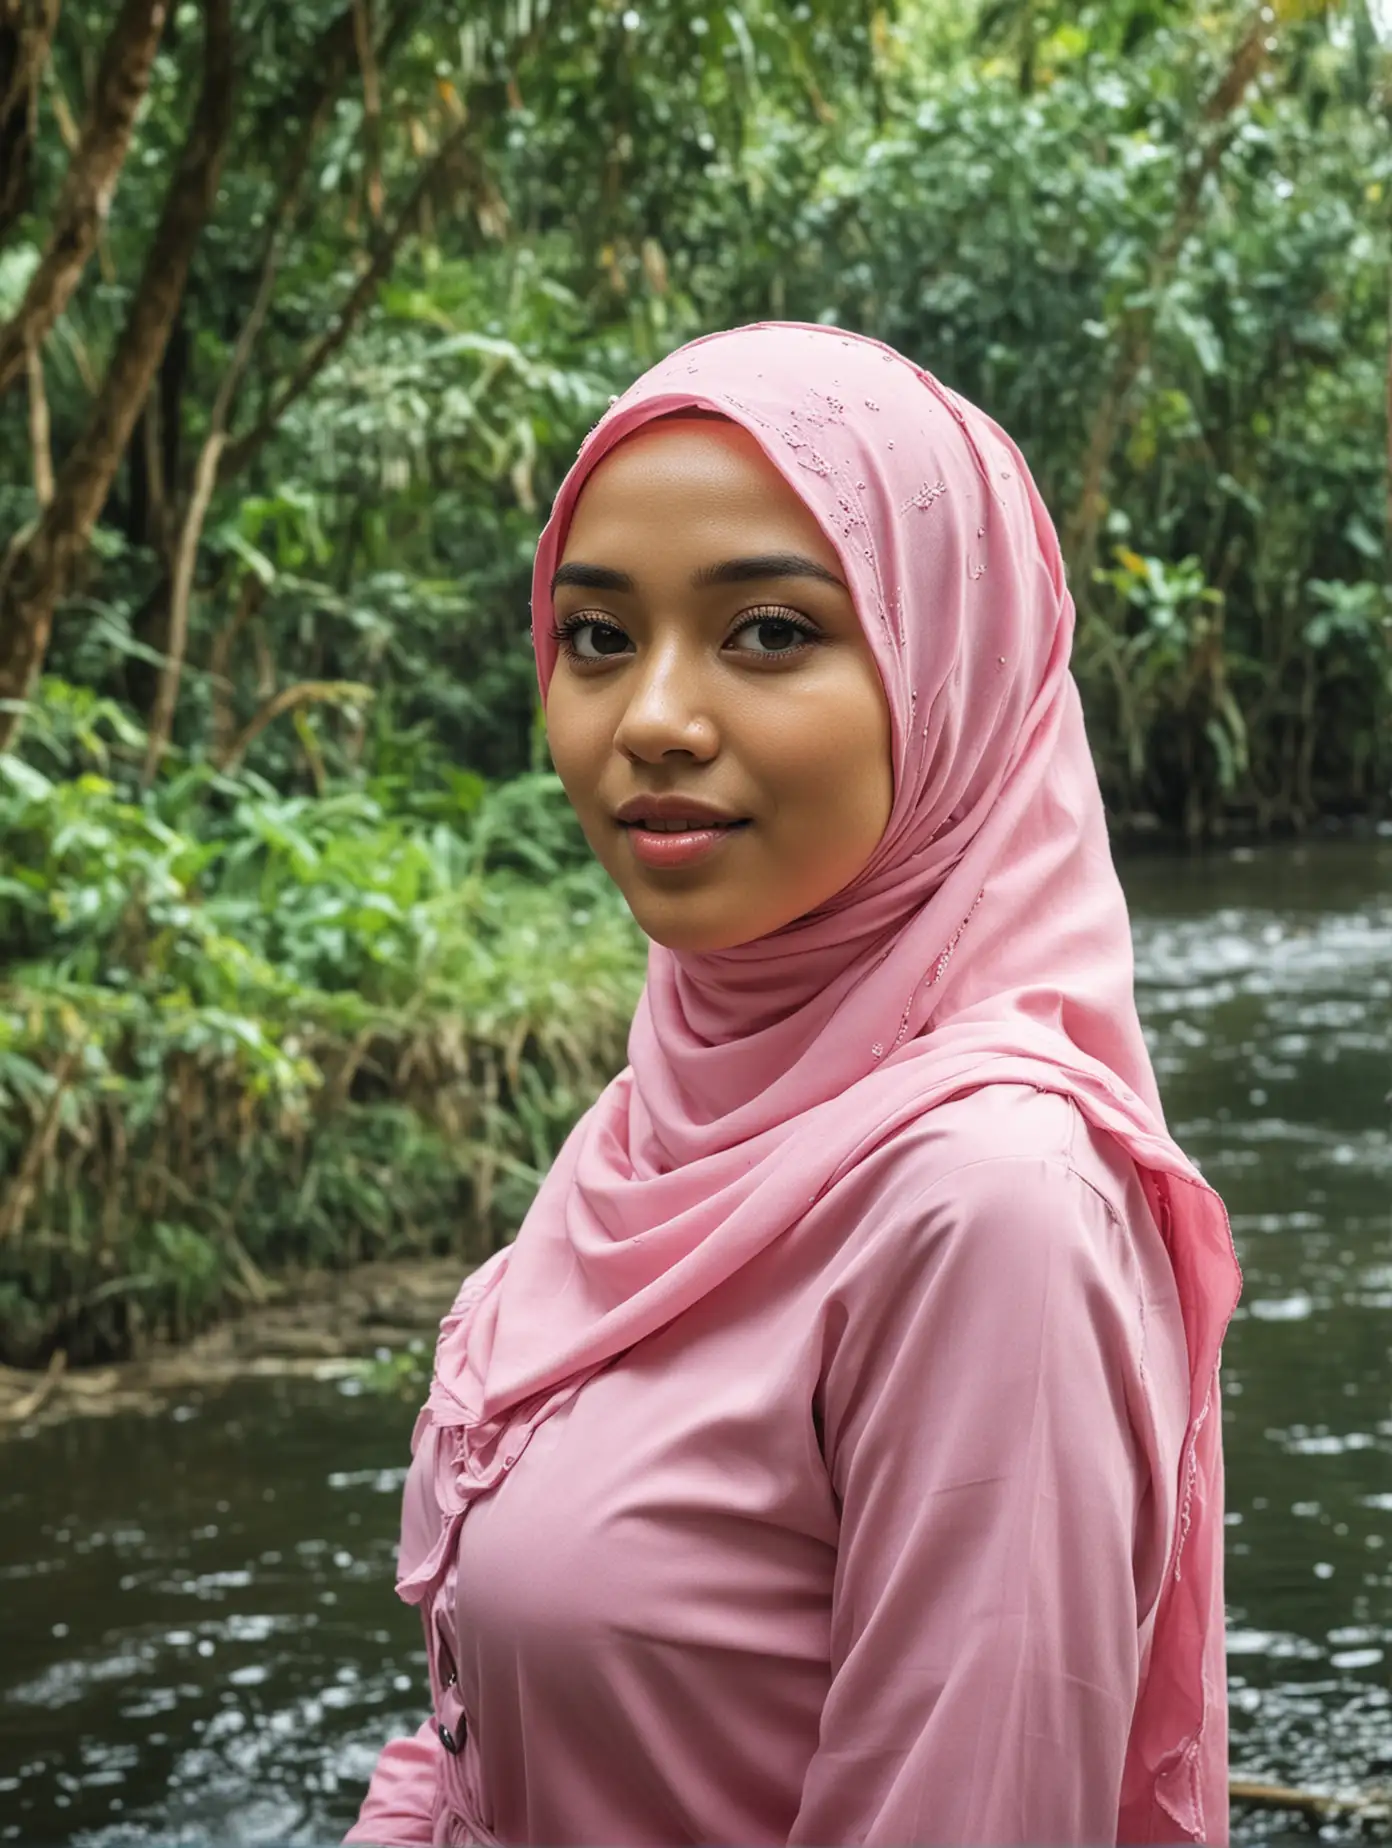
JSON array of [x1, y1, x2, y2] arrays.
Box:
[[634, 915, 755, 954], [625, 895, 776, 955]]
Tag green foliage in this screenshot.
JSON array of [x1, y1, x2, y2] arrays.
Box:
[[665, 5, 1392, 828], [0, 689, 645, 1363]]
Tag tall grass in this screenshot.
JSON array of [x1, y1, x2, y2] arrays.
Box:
[[0, 694, 645, 1365]]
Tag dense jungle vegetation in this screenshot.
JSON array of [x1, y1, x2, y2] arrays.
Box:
[[0, 0, 1388, 1365]]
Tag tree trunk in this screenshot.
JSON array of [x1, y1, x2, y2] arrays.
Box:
[[0, 0, 232, 753], [0, 0, 61, 247], [111, 2, 396, 736], [0, 0, 169, 396]]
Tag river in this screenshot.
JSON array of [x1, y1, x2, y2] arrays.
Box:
[[2, 836, 1389, 1845]]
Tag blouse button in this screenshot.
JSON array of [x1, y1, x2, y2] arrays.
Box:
[[437, 1721, 460, 1755]]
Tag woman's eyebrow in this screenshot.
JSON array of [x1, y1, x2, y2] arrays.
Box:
[[551, 553, 848, 597], [692, 553, 847, 591], [552, 562, 636, 594]]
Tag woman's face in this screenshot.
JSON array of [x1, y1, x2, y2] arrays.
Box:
[[544, 417, 894, 953]]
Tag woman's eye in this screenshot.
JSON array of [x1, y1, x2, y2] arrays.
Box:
[[727, 613, 817, 657], [550, 609, 817, 664], [553, 617, 630, 660]]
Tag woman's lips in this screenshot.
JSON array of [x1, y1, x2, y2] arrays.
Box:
[[620, 820, 750, 870]]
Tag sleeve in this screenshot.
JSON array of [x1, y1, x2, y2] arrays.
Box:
[[788, 1153, 1183, 1848], [343, 1415, 448, 1845], [342, 1716, 443, 1845]]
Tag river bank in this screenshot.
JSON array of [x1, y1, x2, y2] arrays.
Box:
[[0, 1255, 468, 1437], [5, 819, 1387, 1376], [4, 826, 1390, 1419]]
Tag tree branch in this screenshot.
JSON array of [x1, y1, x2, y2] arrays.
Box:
[[0, 0, 168, 396], [0, 1049, 76, 1245], [43, 49, 81, 151], [141, 185, 289, 785], [4, 1347, 68, 1422], [0, 0, 62, 247], [0, 0, 233, 754], [115, 0, 429, 757], [352, 0, 383, 222], [213, 679, 372, 775], [25, 330, 52, 504], [207, 572, 263, 761], [1229, 1778, 1389, 1829], [217, 118, 471, 484], [212, 0, 539, 489], [122, 30, 347, 711]]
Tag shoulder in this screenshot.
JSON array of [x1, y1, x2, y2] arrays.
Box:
[[846, 1083, 1155, 1298], [868, 1080, 1131, 1222], [814, 1087, 1187, 1480]]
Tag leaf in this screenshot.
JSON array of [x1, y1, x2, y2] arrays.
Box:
[[0, 756, 55, 801], [221, 530, 278, 585]]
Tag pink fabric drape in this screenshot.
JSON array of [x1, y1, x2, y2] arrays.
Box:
[[392, 323, 1241, 1843]]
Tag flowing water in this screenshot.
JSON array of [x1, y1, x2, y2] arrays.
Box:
[[2, 837, 1389, 1846]]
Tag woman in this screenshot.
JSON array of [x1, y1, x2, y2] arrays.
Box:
[[346, 323, 1241, 1847]]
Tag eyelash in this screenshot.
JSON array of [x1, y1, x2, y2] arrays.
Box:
[[548, 606, 822, 667]]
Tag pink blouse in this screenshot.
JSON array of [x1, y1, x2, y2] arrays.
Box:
[[346, 1083, 1193, 1846]]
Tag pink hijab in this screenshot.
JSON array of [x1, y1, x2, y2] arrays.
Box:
[[403, 323, 1242, 1843]]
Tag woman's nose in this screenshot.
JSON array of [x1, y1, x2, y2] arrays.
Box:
[[613, 644, 718, 764]]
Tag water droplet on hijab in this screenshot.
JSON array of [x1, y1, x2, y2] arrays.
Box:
[[865, 399, 880, 411], [970, 564, 986, 580], [976, 525, 986, 538], [871, 1043, 884, 1060], [1000, 469, 1012, 479], [856, 480, 867, 490], [998, 654, 1007, 666], [887, 441, 895, 450]]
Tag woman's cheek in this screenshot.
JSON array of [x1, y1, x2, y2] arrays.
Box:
[[545, 695, 604, 811]]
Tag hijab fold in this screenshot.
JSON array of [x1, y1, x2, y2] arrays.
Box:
[[401, 324, 1242, 1845]]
